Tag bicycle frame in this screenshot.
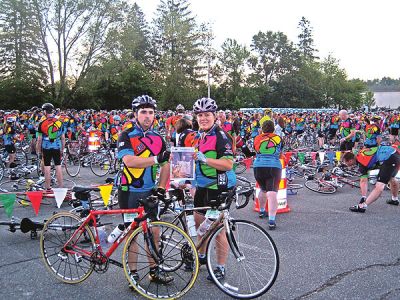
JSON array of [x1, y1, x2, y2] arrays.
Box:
[[61, 207, 148, 263]]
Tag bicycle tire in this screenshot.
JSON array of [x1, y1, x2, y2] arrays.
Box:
[[235, 162, 247, 175], [90, 153, 111, 177], [304, 179, 337, 194], [15, 149, 28, 165], [206, 219, 279, 299], [40, 212, 95, 284], [122, 221, 199, 300], [0, 161, 5, 182], [64, 153, 81, 177]]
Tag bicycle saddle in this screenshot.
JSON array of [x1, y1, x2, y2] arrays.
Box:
[[72, 186, 100, 193]]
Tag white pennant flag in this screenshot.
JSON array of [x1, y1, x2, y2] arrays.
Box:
[[52, 188, 68, 208], [319, 152, 325, 164]]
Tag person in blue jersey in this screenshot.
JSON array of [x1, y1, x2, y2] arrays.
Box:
[[36, 103, 65, 190], [343, 145, 400, 212], [3, 117, 19, 167], [191, 97, 236, 281], [116, 95, 172, 284], [253, 120, 283, 229]]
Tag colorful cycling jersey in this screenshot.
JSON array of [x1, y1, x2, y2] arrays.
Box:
[[117, 123, 167, 192], [295, 117, 305, 131], [2, 124, 16, 145], [330, 116, 340, 129], [251, 120, 260, 138], [191, 125, 236, 190], [364, 124, 380, 147], [221, 121, 234, 136], [109, 124, 121, 143], [389, 115, 400, 129], [37, 116, 64, 149], [178, 129, 196, 147], [253, 133, 282, 169], [339, 118, 354, 139], [356, 146, 396, 169]]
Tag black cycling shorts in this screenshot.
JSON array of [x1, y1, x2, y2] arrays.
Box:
[[377, 153, 400, 184], [5, 144, 16, 154], [42, 148, 61, 166], [254, 167, 282, 192], [328, 128, 337, 140], [340, 140, 354, 151], [118, 190, 153, 226], [194, 187, 228, 215], [390, 128, 399, 136]]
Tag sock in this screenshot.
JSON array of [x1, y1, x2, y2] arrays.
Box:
[[269, 216, 276, 222], [360, 203, 367, 208], [392, 196, 399, 201], [217, 265, 225, 271]]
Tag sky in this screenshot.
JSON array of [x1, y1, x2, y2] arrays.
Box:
[[133, 0, 400, 80]]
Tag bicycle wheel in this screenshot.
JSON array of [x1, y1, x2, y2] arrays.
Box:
[[206, 220, 279, 299], [234, 161, 247, 175], [123, 221, 199, 300], [15, 149, 28, 165], [40, 212, 95, 284], [0, 161, 4, 181], [90, 153, 111, 177], [304, 179, 337, 194], [64, 153, 81, 177]]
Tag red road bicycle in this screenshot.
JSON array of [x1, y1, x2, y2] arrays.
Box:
[[40, 186, 198, 300]]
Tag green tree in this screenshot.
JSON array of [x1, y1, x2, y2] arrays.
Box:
[[297, 16, 318, 60], [32, 0, 121, 106], [216, 38, 250, 108], [250, 31, 299, 85], [0, 0, 47, 109], [151, 0, 207, 109], [362, 90, 376, 110]]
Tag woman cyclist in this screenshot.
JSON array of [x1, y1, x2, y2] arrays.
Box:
[[191, 97, 236, 281], [253, 120, 283, 229]]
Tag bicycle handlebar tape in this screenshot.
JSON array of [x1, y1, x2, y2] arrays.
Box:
[[254, 158, 290, 214]]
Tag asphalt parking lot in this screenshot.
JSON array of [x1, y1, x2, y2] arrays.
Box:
[[1, 166, 399, 300]]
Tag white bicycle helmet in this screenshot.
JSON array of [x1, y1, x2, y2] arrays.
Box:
[[131, 95, 157, 111], [193, 97, 218, 114], [176, 104, 185, 111]]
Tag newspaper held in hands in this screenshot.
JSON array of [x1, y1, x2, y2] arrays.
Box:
[[170, 147, 195, 181]]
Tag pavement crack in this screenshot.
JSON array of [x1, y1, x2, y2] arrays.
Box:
[[379, 287, 400, 300], [0, 256, 41, 269], [295, 257, 400, 299]]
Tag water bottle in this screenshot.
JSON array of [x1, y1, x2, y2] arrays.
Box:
[[186, 214, 197, 237], [97, 226, 108, 248], [197, 218, 213, 236], [107, 224, 125, 243]]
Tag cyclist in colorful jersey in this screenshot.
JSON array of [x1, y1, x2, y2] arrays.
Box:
[[217, 110, 236, 152], [3, 117, 18, 167], [250, 113, 261, 138], [165, 104, 185, 146], [176, 116, 196, 147], [117, 95, 172, 284], [363, 116, 381, 148], [253, 120, 283, 229], [343, 146, 400, 212], [36, 103, 65, 190], [388, 111, 399, 143], [259, 108, 272, 127], [191, 97, 236, 280], [294, 113, 306, 135], [328, 113, 340, 145], [107, 115, 122, 148], [338, 109, 355, 151]]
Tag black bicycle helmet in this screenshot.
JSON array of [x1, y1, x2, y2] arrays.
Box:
[[42, 103, 54, 113], [131, 95, 157, 111], [193, 97, 218, 114]]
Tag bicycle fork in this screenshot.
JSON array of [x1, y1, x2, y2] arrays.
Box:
[[223, 213, 245, 262]]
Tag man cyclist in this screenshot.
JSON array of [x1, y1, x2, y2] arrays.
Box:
[[36, 103, 65, 190], [342, 146, 400, 212], [338, 109, 355, 151], [117, 95, 172, 284]]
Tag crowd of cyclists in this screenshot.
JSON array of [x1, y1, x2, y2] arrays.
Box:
[[1, 97, 400, 282]]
